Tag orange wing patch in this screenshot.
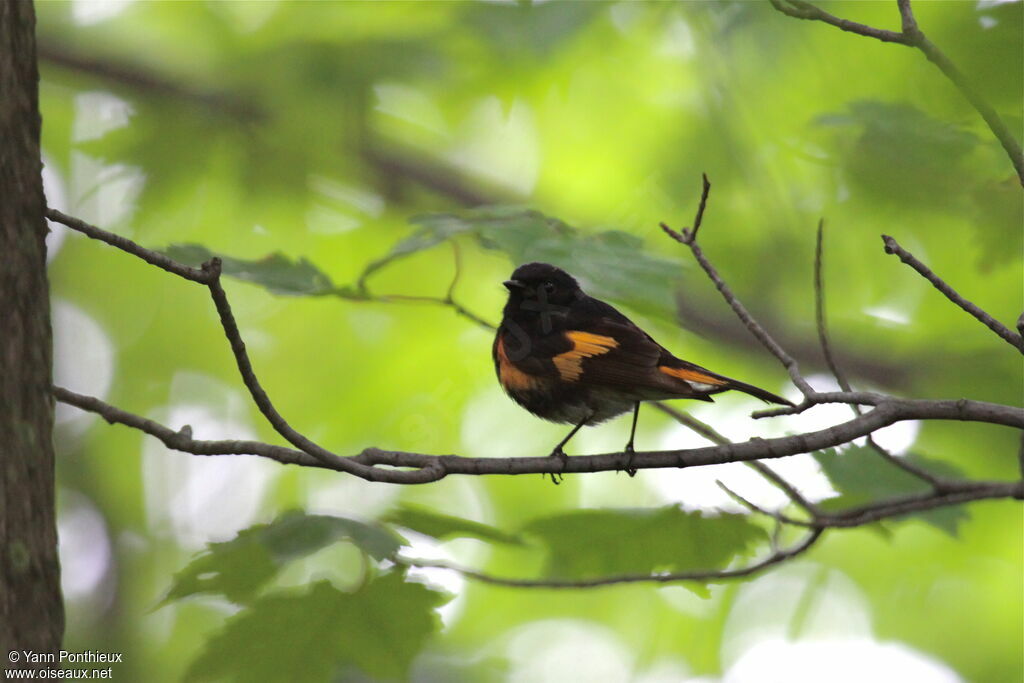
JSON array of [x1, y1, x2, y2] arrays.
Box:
[[496, 336, 540, 391], [553, 332, 619, 382], [659, 365, 728, 387]]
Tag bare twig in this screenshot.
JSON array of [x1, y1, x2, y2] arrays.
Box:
[[395, 529, 824, 589], [53, 386, 442, 484], [651, 402, 728, 445], [1019, 431, 1024, 479], [652, 403, 820, 514], [45, 209, 444, 481], [46, 209, 212, 283], [814, 219, 853, 395], [717, 480, 811, 527], [770, 0, 1024, 184], [719, 475, 1022, 530], [351, 229, 494, 331], [814, 482, 1024, 527], [661, 177, 814, 398], [882, 235, 1024, 353], [38, 42, 265, 123], [53, 385, 1024, 480], [816, 220, 949, 489], [351, 292, 494, 331], [769, 0, 906, 43], [745, 461, 821, 515]]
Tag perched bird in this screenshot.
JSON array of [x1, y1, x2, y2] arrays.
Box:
[[492, 262, 793, 479]]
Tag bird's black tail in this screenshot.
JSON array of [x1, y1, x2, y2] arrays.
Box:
[[723, 378, 794, 407]]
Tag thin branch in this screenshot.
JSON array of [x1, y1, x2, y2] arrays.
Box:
[[1019, 431, 1024, 479], [882, 235, 1024, 353], [688, 173, 711, 243], [38, 42, 265, 123], [769, 0, 907, 44], [395, 528, 824, 589], [652, 402, 728, 445], [661, 178, 814, 398], [816, 220, 949, 490], [54, 385, 1024, 481], [815, 482, 1024, 527], [814, 219, 853, 395], [674, 293, 917, 390], [745, 461, 821, 516], [770, 0, 1024, 185], [351, 228, 494, 331], [205, 266, 356, 471], [718, 475, 1023, 530], [717, 480, 811, 527], [45, 209, 443, 481], [865, 435, 950, 491], [53, 387, 320, 466], [652, 403, 820, 514], [345, 291, 495, 331], [46, 209, 212, 284]]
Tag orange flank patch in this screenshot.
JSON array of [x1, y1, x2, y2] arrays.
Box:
[[659, 365, 728, 386], [553, 332, 619, 381], [496, 337, 540, 391]]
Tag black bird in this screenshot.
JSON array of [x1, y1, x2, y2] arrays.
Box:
[[492, 262, 793, 479]]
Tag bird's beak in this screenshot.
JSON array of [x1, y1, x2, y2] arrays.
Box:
[[503, 279, 525, 291]]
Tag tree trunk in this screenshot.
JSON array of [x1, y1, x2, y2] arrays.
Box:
[[0, 0, 64, 663]]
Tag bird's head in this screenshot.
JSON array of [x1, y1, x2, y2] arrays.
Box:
[[503, 262, 582, 311]]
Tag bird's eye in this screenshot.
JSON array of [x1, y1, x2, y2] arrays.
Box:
[[540, 281, 556, 294]]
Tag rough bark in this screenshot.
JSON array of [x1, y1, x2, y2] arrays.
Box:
[[0, 0, 63, 662]]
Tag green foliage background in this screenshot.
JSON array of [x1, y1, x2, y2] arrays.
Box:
[[39, 1, 1021, 681]]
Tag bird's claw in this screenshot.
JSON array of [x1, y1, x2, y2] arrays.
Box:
[[622, 443, 637, 478], [546, 447, 568, 485]]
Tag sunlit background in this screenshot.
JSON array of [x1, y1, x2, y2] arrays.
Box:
[[41, 1, 1022, 681]]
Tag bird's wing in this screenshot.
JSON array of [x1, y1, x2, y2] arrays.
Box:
[[544, 317, 722, 399]]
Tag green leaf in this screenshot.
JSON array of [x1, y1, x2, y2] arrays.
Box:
[[407, 208, 683, 319], [813, 446, 969, 536], [522, 505, 767, 581], [816, 100, 978, 205], [162, 244, 335, 296], [164, 512, 405, 605], [382, 504, 524, 546], [356, 210, 486, 285], [186, 573, 447, 682]]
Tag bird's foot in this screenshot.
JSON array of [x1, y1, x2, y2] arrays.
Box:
[[546, 447, 568, 485], [622, 443, 637, 478]]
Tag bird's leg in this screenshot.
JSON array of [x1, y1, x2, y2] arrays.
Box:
[[546, 416, 589, 484], [623, 402, 640, 477]]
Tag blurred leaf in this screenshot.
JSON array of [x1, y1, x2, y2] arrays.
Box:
[[969, 174, 1024, 271], [523, 505, 767, 583], [163, 243, 335, 295], [813, 447, 969, 536], [165, 512, 404, 604], [407, 208, 683, 319], [817, 100, 978, 204], [382, 504, 524, 546], [186, 573, 447, 682], [462, 1, 609, 60], [357, 211, 484, 285]]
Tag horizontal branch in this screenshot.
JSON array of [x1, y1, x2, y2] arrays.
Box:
[[398, 528, 824, 589], [57, 385, 1024, 481]]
